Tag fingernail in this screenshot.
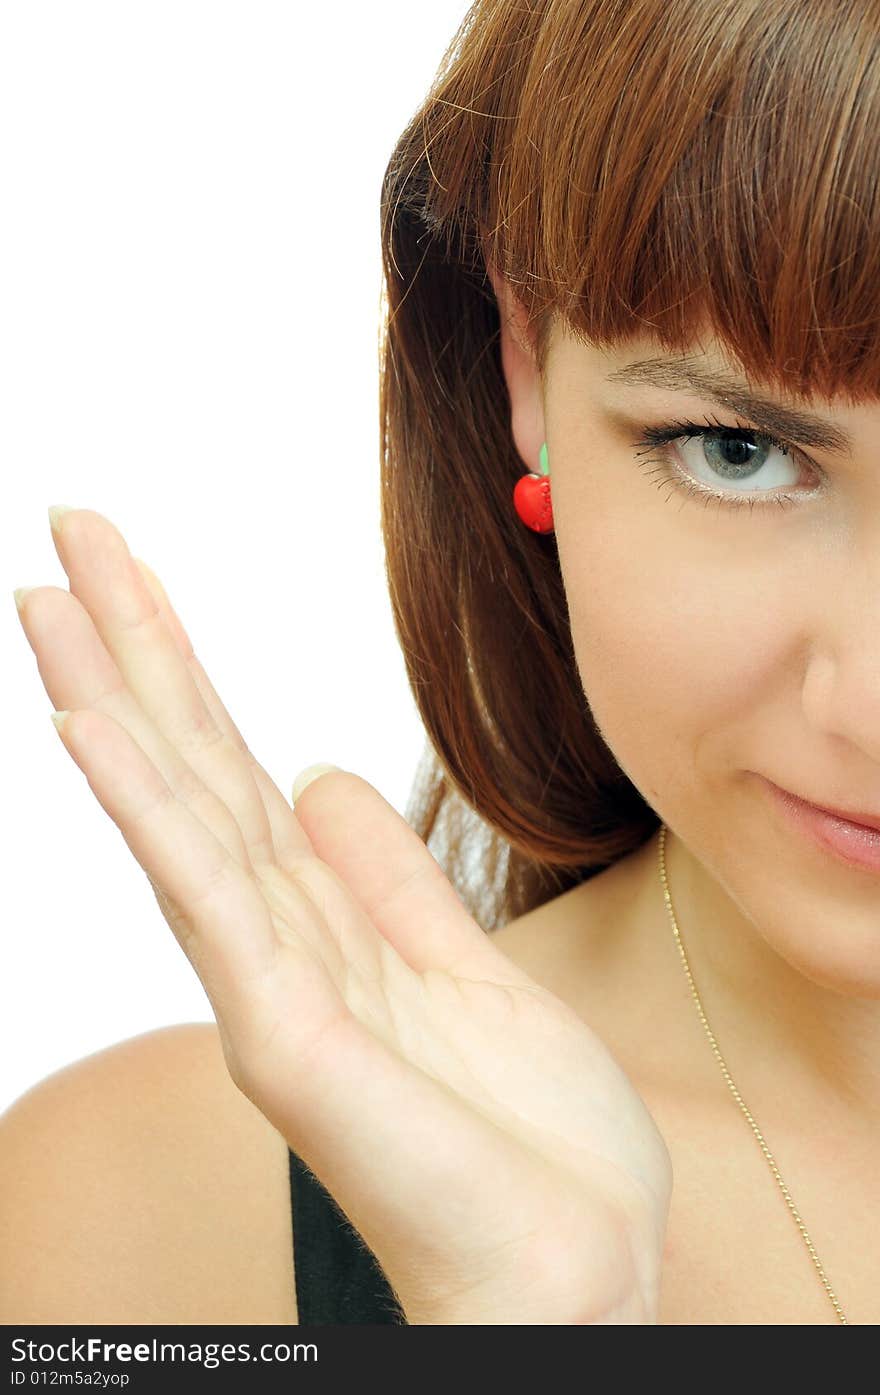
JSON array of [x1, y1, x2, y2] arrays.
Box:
[[48, 505, 75, 532], [292, 762, 342, 804], [13, 587, 36, 612], [50, 710, 71, 732]]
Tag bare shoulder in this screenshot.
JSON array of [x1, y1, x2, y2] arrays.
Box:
[[0, 1022, 297, 1324]]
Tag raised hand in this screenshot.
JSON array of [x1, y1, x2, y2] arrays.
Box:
[[13, 506, 673, 1325]]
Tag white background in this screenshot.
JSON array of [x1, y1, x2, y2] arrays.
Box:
[[2, 1, 475, 1111]]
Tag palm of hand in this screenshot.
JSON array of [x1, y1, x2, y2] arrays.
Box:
[[244, 864, 674, 1322]]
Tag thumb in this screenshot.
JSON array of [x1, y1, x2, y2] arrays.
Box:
[[290, 762, 533, 985], [292, 762, 345, 804]]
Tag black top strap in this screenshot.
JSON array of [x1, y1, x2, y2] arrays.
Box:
[[287, 1148, 406, 1324]]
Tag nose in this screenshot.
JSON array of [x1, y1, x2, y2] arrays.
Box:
[[801, 546, 880, 764]]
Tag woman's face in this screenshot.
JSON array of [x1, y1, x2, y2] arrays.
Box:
[[516, 309, 880, 1001]]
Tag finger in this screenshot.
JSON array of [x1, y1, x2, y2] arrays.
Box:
[[132, 550, 531, 986], [133, 556, 313, 867], [16, 584, 254, 874], [49, 508, 277, 872], [130, 564, 433, 991], [51, 707, 283, 1006], [129, 560, 521, 989], [49, 706, 416, 1050], [292, 767, 540, 987]]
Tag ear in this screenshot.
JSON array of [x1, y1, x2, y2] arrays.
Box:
[[485, 256, 547, 474]]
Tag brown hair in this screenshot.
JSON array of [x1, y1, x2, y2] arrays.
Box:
[[378, 0, 880, 932]]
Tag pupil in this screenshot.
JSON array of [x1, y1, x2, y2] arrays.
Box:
[[711, 431, 759, 477]]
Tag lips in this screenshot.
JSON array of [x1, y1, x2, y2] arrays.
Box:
[[763, 778, 880, 834], [758, 773, 880, 873]]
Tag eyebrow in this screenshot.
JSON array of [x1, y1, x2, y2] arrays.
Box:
[[606, 355, 854, 456]]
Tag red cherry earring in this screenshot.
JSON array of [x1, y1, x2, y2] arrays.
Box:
[[513, 442, 554, 533]]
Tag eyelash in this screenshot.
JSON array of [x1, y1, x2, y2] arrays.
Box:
[[631, 412, 818, 514]]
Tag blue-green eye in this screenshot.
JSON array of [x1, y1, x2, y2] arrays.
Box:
[[631, 413, 821, 513]]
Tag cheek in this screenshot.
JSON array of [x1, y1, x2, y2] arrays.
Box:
[[549, 437, 880, 993], [554, 481, 795, 812]]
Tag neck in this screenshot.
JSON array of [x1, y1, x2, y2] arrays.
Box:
[[641, 823, 880, 1130]]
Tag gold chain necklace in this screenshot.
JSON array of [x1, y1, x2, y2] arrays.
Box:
[[656, 820, 849, 1325]]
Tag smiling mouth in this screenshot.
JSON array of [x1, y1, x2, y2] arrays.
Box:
[[763, 778, 880, 831], [757, 774, 880, 872]]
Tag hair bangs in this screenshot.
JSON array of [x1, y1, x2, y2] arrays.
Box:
[[423, 0, 880, 404]]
